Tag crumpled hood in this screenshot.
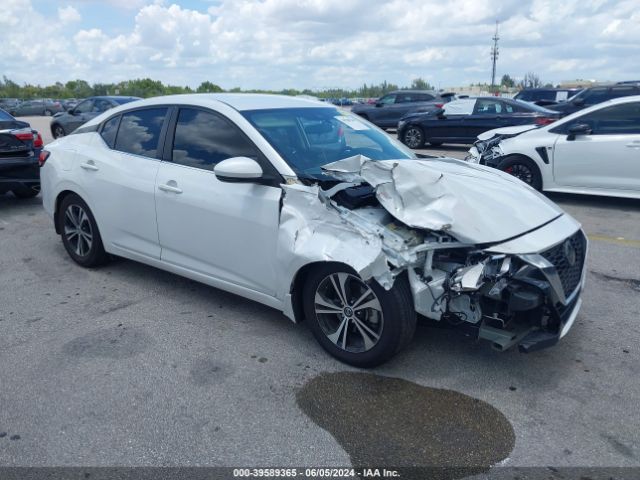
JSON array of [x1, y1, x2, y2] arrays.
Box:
[[476, 124, 538, 141], [321, 156, 563, 244]]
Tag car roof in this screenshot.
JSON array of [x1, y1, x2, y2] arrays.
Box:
[[106, 93, 329, 111], [388, 89, 437, 95]]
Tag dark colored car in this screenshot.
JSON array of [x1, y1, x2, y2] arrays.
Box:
[[547, 83, 640, 116], [10, 98, 64, 116], [50, 96, 141, 138], [61, 98, 81, 111], [0, 98, 22, 111], [351, 90, 454, 129], [0, 108, 43, 198], [397, 97, 560, 148], [514, 88, 582, 106]]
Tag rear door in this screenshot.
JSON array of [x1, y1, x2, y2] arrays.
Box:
[[553, 101, 640, 192], [79, 107, 169, 259], [154, 106, 282, 295]]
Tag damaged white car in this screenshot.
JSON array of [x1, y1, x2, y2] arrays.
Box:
[[40, 94, 587, 367]]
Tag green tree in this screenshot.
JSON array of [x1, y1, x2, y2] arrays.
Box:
[[410, 78, 433, 90], [196, 81, 223, 93], [500, 74, 515, 88]]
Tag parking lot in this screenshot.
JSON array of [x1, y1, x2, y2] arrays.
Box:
[[1, 116, 639, 473]]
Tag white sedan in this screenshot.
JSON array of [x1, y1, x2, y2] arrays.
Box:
[[467, 95, 640, 199], [40, 94, 587, 366]]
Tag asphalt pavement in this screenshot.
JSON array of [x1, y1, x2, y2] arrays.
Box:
[[0, 116, 639, 472]]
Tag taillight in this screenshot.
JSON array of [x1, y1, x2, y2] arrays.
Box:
[[33, 132, 43, 148], [39, 150, 50, 167], [435, 103, 444, 108], [13, 128, 34, 141], [535, 117, 556, 126]]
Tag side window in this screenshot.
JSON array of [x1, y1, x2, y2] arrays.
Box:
[[93, 99, 112, 113], [474, 99, 502, 115], [582, 88, 609, 105], [171, 108, 261, 170], [395, 94, 411, 103], [378, 95, 396, 105], [114, 108, 167, 158], [75, 100, 94, 114], [100, 115, 120, 148], [576, 102, 640, 135], [502, 102, 515, 113], [610, 87, 637, 99]]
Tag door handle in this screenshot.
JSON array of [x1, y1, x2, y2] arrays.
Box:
[[158, 183, 183, 194], [80, 162, 99, 171]]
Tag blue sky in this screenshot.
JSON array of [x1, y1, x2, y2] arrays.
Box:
[[2, 0, 639, 91]]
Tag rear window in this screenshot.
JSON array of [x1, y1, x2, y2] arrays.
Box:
[[114, 108, 167, 158], [100, 115, 120, 148], [0, 109, 13, 121]]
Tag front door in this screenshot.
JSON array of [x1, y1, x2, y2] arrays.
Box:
[[553, 101, 640, 191], [155, 107, 281, 295]]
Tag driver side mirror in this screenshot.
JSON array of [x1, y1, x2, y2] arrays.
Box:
[[214, 157, 264, 183], [435, 108, 446, 119], [68, 109, 76, 115], [572, 98, 585, 106], [567, 123, 592, 141]]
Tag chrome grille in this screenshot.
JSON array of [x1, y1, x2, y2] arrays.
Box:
[[541, 230, 586, 298]]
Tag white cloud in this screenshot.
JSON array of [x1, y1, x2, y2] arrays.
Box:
[[58, 5, 81, 23], [2, 0, 640, 89]]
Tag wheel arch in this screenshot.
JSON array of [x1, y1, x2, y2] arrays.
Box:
[[497, 153, 544, 190], [287, 261, 356, 323]]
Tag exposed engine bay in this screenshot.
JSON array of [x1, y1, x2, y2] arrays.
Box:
[[281, 155, 587, 352]]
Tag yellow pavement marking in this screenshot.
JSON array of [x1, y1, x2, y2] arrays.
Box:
[[588, 234, 640, 248]]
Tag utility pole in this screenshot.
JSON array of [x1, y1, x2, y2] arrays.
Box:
[[490, 21, 499, 90]]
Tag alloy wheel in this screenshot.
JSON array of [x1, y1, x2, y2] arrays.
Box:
[[64, 204, 93, 257], [314, 272, 384, 353], [53, 125, 65, 138], [505, 164, 533, 185], [403, 127, 423, 148]]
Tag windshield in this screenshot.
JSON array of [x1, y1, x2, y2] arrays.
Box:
[[241, 107, 415, 177]]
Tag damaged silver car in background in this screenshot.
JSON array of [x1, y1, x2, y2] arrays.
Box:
[[41, 95, 587, 367]]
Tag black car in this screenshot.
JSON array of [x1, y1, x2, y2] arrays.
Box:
[[0, 108, 43, 199], [397, 97, 560, 148], [513, 88, 582, 106], [351, 90, 455, 129], [547, 83, 640, 116], [50, 96, 141, 138]]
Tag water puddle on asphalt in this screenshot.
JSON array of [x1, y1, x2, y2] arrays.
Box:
[[296, 372, 515, 480]]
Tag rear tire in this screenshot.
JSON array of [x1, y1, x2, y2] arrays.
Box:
[[302, 264, 416, 368], [497, 155, 543, 191], [58, 194, 109, 267], [402, 126, 425, 149]]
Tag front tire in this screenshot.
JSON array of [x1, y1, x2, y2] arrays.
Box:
[[497, 155, 543, 191], [52, 124, 66, 138], [402, 126, 425, 149], [303, 264, 416, 367], [58, 194, 109, 267]]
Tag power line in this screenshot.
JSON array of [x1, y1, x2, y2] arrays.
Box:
[[490, 21, 499, 89]]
